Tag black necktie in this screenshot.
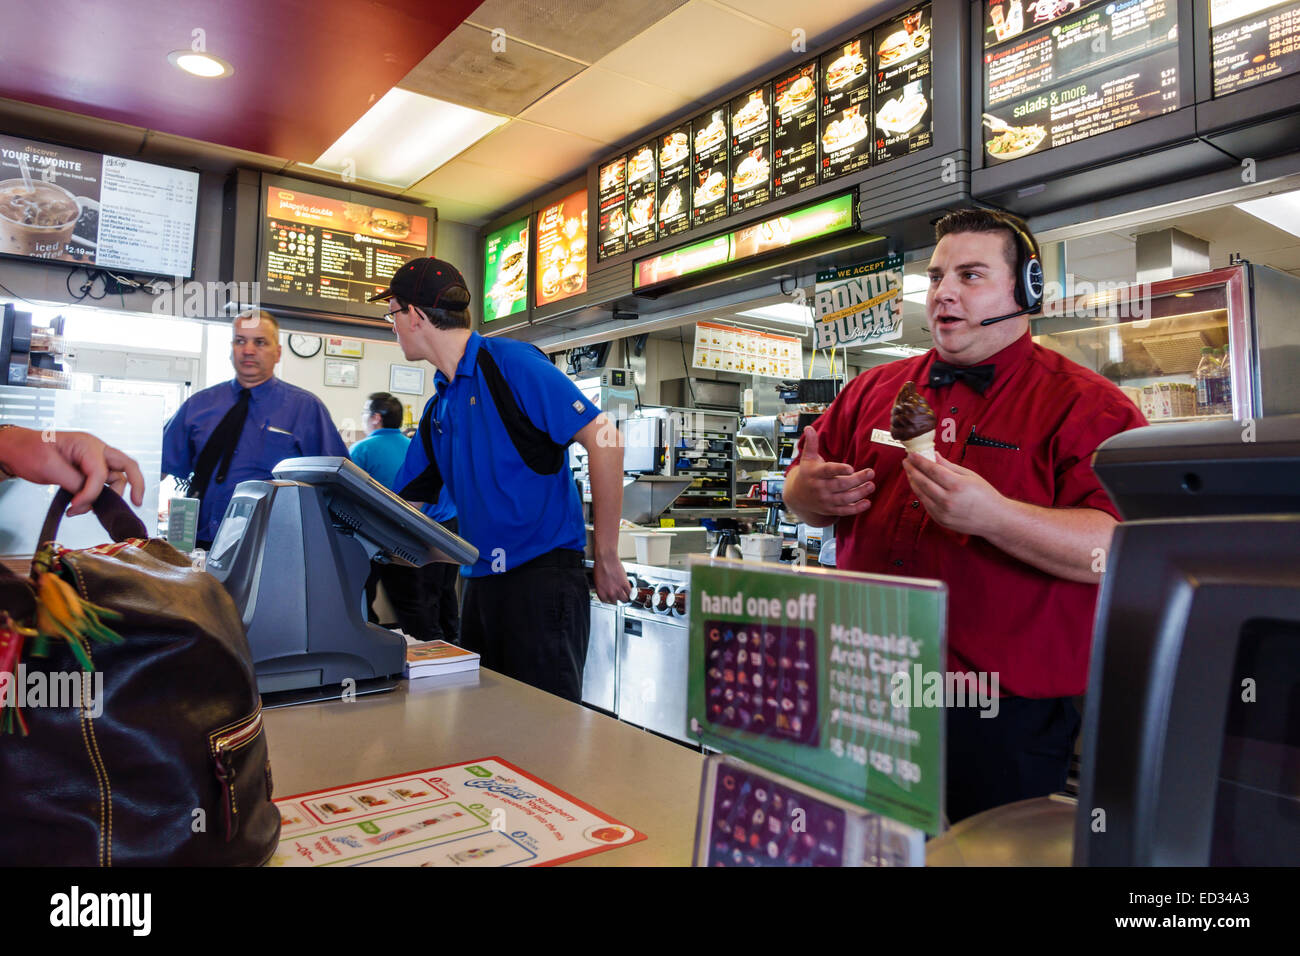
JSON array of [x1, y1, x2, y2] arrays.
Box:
[[929, 361, 996, 394], [185, 387, 250, 502]]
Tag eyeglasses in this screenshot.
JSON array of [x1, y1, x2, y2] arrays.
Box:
[[383, 308, 401, 324]]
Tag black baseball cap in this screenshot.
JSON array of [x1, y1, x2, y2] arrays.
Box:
[[368, 257, 471, 311]]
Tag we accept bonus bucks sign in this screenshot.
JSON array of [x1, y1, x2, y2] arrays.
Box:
[[812, 253, 905, 350]]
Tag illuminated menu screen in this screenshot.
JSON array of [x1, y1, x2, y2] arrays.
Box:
[[873, 6, 934, 162], [535, 189, 588, 307], [691, 106, 730, 228], [0, 133, 199, 277], [1212, 0, 1300, 95], [982, 0, 1182, 164], [597, 157, 628, 259], [772, 60, 820, 199], [263, 186, 428, 305], [625, 140, 658, 250], [657, 123, 692, 239], [730, 84, 772, 213], [820, 35, 873, 181], [483, 217, 529, 323]]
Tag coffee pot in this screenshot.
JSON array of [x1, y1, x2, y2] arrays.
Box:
[[712, 529, 742, 560]]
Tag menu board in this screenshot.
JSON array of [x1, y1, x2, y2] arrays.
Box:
[[982, 0, 1183, 163], [482, 216, 529, 323], [820, 35, 873, 181], [263, 186, 428, 306], [0, 133, 199, 276], [692, 107, 730, 228], [1212, 0, 1300, 95], [657, 124, 692, 239], [692, 320, 802, 378], [873, 6, 934, 162], [597, 157, 628, 259], [535, 189, 588, 307], [772, 61, 820, 199], [730, 84, 772, 213], [625, 141, 658, 250]]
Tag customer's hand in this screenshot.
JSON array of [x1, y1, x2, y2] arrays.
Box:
[[593, 554, 632, 605], [0, 426, 145, 516]]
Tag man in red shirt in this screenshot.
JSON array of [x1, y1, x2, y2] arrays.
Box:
[[784, 208, 1147, 823]]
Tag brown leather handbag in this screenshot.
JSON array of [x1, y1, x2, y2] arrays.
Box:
[[0, 487, 280, 865]]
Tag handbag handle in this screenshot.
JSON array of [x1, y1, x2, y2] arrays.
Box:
[[39, 486, 149, 549]]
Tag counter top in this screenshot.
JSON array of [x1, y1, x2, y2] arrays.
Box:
[[261, 668, 706, 866]]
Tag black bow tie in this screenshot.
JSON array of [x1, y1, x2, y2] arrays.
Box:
[[929, 361, 996, 394]]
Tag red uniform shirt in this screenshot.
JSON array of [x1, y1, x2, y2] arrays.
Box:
[[790, 331, 1147, 698]]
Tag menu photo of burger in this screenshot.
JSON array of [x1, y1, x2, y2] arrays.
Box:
[[876, 10, 931, 69], [775, 72, 815, 115], [660, 130, 688, 168], [628, 145, 656, 184], [599, 157, 626, 193], [695, 111, 727, 153], [488, 234, 528, 316], [732, 90, 768, 136], [733, 150, 770, 193], [825, 41, 867, 92], [694, 168, 727, 207]]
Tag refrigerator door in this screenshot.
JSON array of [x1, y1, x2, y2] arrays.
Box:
[[1031, 267, 1249, 424], [1248, 264, 1300, 417]]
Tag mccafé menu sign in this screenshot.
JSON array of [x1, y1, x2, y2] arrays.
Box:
[[596, 3, 933, 263], [1211, 0, 1300, 95], [535, 189, 588, 307], [981, 0, 1184, 163]]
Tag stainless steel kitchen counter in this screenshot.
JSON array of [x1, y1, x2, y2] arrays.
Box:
[[261, 668, 705, 866]]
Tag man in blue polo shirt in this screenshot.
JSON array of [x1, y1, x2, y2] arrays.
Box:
[[162, 310, 349, 548], [352, 390, 460, 643], [373, 257, 631, 702]]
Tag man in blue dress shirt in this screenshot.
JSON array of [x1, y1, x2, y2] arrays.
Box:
[[162, 310, 349, 548], [352, 390, 460, 642]]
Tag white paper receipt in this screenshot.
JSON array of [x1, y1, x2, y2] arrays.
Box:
[[871, 428, 905, 449]]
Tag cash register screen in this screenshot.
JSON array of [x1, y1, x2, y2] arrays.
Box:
[[209, 499, 254, 569]]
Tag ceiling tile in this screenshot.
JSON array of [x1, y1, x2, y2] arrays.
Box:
[[711, 0, 894, 43], [409, 191, 497, 226], [519, 66, 696, 144], [593, 1, 787, 101], [400, 23, 583, 116], [409, 157, 557, 213], [453, 120, 606, 183], [467, 0, 690, 63]]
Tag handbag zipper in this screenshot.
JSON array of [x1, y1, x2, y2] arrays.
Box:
[[210, 708, 264, 841]]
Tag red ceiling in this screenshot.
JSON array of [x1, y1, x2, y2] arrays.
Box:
[[0, 0, 485, 160]]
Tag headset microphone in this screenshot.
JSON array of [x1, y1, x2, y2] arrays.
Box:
[[980, 304, 1037, 326]]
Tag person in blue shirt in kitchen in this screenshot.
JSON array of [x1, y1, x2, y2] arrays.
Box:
[[351, 390, 460, 643], [161, 310, 349, 549], [377, 257, 631, 702]]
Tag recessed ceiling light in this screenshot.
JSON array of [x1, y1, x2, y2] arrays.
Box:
[[1174, 292, 1194, 298], [167, 51, 234, 78], [735, 303, 813, 327], [310, 89, 507, 189], [864, 345, 928, 357], [1236, 190, 1300, 238]]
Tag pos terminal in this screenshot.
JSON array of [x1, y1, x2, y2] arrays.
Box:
[[205, 456, 476, 699]]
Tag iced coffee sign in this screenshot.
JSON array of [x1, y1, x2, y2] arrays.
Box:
[[812, 253, 905, 349], [687, 557, 946, 834], [0, 133, 198, 277]]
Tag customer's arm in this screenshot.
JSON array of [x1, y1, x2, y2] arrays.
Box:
[[574, 414, 632, 604], [0, 425, 145, 516]]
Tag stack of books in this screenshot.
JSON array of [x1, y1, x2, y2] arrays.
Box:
[[404, 640, 481, 679]]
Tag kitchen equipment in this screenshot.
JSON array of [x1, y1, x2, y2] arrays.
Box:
[[632, 531, 673, 566], [712, 529, 742, 559], [740, 533, 782, 562], [621, 475, 692, 524]]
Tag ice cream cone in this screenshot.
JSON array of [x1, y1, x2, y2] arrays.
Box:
[[902, 430, 936, 461]]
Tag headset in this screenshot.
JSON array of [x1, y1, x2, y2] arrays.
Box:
[[980, 212, 1045, 326]]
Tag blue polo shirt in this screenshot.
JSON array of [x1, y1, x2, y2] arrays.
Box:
[[352, 427, 455, 523], [393, 333, 599, 577], [162, 377, 350, 542]]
